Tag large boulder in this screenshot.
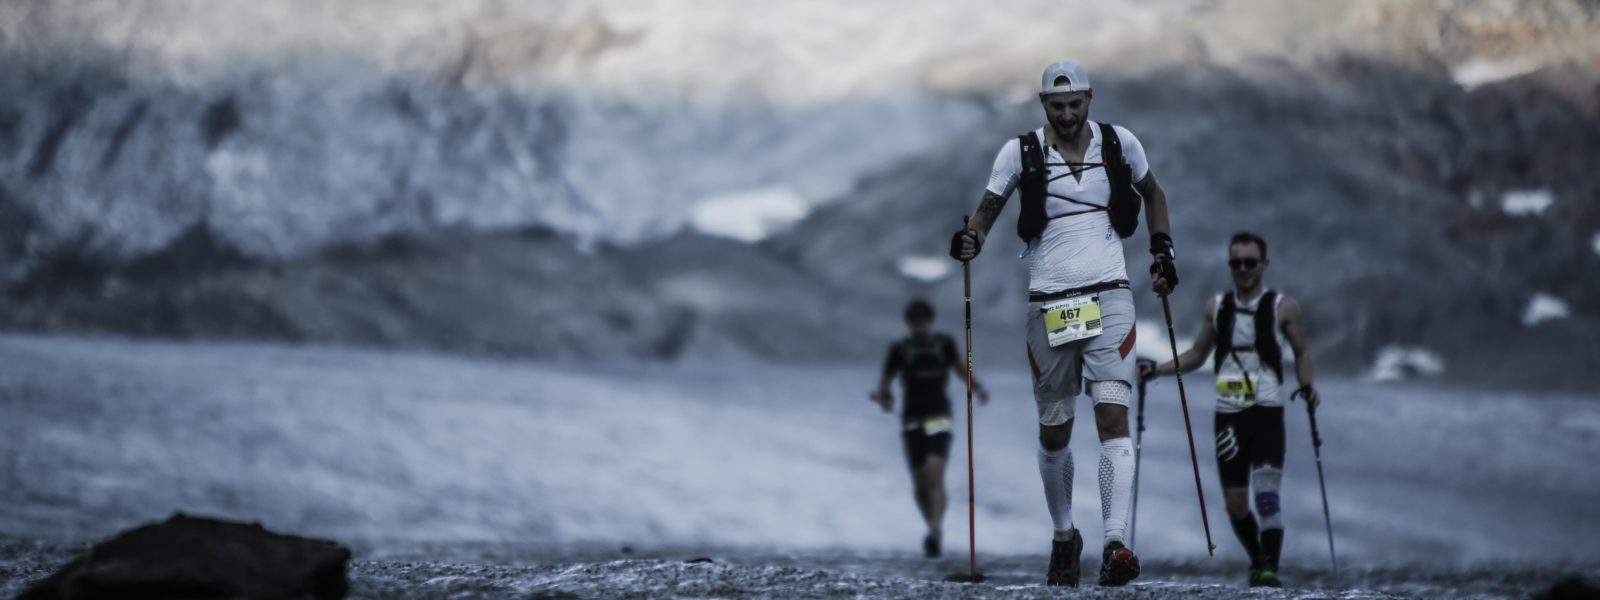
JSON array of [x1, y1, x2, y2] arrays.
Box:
[[1534, 576, 1600, 600], [21, 514, 350, 600]]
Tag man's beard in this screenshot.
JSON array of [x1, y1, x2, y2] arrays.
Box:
[[1052, 119, 1082, 139]]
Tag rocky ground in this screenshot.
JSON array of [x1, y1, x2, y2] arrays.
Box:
[[5, 539, 1595, 598]]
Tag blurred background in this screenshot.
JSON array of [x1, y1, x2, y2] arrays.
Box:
[[2, 0, 1599, 594], [3, 0, 1597, 382]]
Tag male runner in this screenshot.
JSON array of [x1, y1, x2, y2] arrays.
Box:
[[949, 60, 1179, 587], [1140, 232, 1321, 587], [873, 299, 989, 558]]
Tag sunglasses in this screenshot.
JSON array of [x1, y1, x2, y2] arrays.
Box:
[[1228, 258, 1262, 270]]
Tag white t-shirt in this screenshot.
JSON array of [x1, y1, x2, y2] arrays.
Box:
[[985, 122, 1150, 293]]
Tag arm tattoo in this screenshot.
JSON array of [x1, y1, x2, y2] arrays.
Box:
[[977, 192, 1007, 219]]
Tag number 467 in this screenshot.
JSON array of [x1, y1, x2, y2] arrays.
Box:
[[1061, 308, 1080, 320]]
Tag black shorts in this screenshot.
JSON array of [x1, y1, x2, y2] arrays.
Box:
[[902, 428, 953, 469], [1214, 406, 1285, 488]]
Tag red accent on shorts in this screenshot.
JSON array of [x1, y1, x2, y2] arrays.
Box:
[[1118, 326, 1137, 359], [1026, 343, 1042, 381]]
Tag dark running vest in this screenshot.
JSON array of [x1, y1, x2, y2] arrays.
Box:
[[891, 334, 957, 421], [1016, 122, 1142, 243], [1213, 290, 1284, 383]]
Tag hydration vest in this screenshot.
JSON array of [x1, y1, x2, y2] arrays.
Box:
[[1213, 290, 1284, 382], [896, 334, 955, 389], [1016, 122, 1143, 243]]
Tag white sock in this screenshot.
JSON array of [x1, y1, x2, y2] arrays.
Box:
[[1099, 437, 1135, 545], [1038, 444, 1074, 536]]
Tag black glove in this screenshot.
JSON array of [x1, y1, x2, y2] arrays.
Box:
[[1149, 256, 1179, 291], [1148, 232, 1179, 291], [1136, 358, 1158, 382], [949, 227, 982, 261]]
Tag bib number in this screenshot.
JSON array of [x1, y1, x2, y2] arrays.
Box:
[[907, 415, 953, 435], [1041, 294, 1103, 347], [1216, 375, 1258, 409]]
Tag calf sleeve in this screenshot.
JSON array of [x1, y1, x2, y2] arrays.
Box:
[[1098, 437, 1135, 545], [1038, 445, 1075, 535]]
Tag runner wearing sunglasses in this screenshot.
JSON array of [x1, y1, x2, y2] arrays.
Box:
[[1139, 231, 1320, 588]]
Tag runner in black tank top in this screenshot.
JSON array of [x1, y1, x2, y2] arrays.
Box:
[[873, 300, 988, 558]]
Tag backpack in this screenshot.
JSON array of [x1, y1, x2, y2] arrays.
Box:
[[1015, 122, 1142, 242], [1213, 290, 1285, 383]]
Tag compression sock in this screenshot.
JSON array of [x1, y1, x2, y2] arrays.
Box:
[[1230, 513, 1264, 568], [1098, 437, 1135, 545], [1038, 444, 1075, 537], [1252, 466, 1285, 570], [1260, 527, 1284, 571]]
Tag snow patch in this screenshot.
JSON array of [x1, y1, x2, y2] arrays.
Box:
[[1452, 57, 1543, 91], [689, 187, 810, 242], [1134, 319, 1210, 369], [1366, 345, 1446, 382], [1522, 293, 1570, 327], [1500, 188, 1553, 217], [1592, 232, 1600, 258], [1004, 83, 1038, 105], [6, 335, 1600, 564], [895, 256, 951, 282]]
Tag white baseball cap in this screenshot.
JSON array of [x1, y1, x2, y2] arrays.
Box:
[[1039, 60, 1091, 95]]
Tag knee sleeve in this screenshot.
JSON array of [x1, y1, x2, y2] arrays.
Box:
[[1038, 400, 1072, 426], [1252, 466, 1284, 530], [1091, 380, 1132, 406]]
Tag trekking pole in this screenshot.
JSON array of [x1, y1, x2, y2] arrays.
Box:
[[942, 216, 986, 584], [1129, 358, 1155, 549], [961, 215, 982, 583], [1159, 295, 1217, 555], [1296, 388, 1340, 585]]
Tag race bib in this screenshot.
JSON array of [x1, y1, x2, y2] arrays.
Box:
[[1041, 294, 1103, 347], [1216, 375, 1258, 409], [906, 415, 953, 435]]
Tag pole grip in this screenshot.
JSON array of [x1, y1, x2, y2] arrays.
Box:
[[1308, 407, 1323, 449]]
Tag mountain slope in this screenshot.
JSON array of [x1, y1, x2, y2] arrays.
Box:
[[1, 1, 1596, 388], [767, 59, 1600, 386]]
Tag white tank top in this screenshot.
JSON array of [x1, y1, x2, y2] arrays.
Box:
[[1211, 290, 1287, 413]]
